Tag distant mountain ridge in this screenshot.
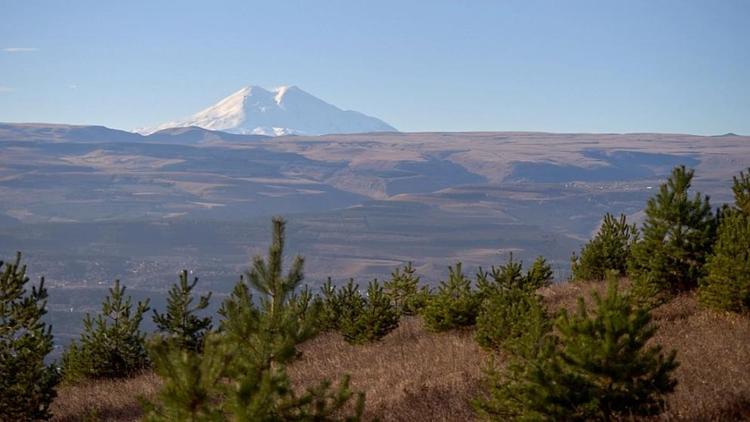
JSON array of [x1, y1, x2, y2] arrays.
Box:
[[0, 122, 268, 144], [139, 85, 397, 136]]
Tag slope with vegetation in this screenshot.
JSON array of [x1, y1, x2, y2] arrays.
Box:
[[2, 166, 750, 421]]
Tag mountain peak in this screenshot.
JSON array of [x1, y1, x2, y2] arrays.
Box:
[[141, 85, 395, 136]]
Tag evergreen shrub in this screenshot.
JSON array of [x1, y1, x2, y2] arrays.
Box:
[[0, 252, 59, 420], [421, 263, 480, 331], [475, 280, 679, 421], [630, 166, 716, 303], [144, 218, 363, 420], [62, 280, 150, 382], [152, 270, 212, 352], [699, 168, 750, 313], [571, 213, 638, 281]]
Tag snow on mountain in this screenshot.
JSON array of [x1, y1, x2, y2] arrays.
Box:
[[140, 85, 397, 136]]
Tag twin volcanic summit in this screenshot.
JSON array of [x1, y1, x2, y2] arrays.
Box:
[[140, 85, 397, 137]]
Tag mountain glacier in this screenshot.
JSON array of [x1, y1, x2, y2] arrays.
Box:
[[140, 85, 396, 136]]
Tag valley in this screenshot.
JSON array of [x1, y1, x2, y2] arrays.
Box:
[[1, 124, 749, 348]]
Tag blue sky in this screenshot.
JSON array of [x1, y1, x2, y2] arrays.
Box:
[[1, 0, 748, 134]]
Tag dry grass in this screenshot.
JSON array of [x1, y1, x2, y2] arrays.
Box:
[[51, 372, 161, 421], [52, 281, 750, 421], [650, 295, 750, 421], [538, 278, 628, 313], [288, 317, 486, 421], [541, 280, 750, 421]]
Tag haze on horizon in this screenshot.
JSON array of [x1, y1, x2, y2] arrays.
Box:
[[0, 0, 748, 135]]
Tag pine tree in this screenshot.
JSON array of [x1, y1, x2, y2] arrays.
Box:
[[322, 278, 399, 344], [476, 280, 679, 421], [476, 254, 524, 296], [383, 262, 428, 316], [333, 279, 366, 334], [629, 166, 716, 303], [475, 254, 553, 351], [289, 284, 319, 331], [475, 286, 550, 351], [62, 280, 150, 382], [525, 256, 554, 290], [421, 263, 480, 331], [699, 168, 750, 313], [340, 280, 399, 344], [476, 254, 554, 299], [152, 270, 212, 353], [571, 213, 638, 281], [0, 252, 60, 420], [145, 217, 363, 421], [318, 277, 341, 331], [732, 168, 750, 215], [142, 336, 226, 422], [699, 212, 750, 313]]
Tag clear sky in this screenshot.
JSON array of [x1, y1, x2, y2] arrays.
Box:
[[1, 0, 748, 135]]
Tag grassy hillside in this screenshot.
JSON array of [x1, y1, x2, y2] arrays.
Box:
[[51, 280, 750, 421]]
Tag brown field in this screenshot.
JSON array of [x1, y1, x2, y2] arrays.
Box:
[[52, 281, 750, 421]]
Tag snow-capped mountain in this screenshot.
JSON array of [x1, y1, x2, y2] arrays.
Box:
[[140, 85, 396, 136]]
